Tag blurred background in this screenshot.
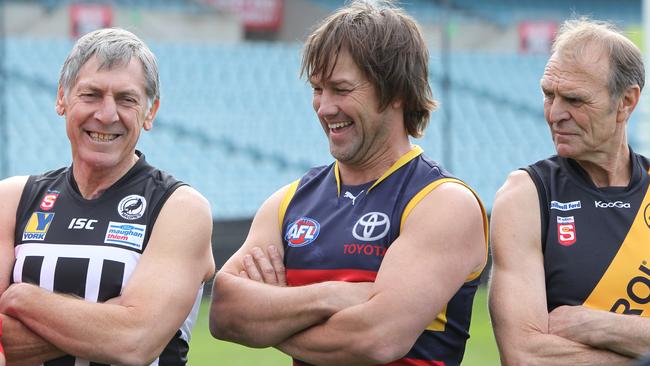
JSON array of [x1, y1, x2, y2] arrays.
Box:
[[1, 0, 647, 364]]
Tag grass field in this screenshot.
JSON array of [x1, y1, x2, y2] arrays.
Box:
[[187, 286, 500, 365]]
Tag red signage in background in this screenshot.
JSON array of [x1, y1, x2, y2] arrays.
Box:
[[518, 21, 558, 54], [70, 4, 113, 38], [203, 0, 284, 32]]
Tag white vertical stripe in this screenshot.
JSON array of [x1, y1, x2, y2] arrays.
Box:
[[74, 358, 89, 366], [85, 257, 103, 302], [12, 252, 25, 283], [39, 255, 57, 291]]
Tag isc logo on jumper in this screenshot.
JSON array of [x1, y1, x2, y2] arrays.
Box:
[[118, 195, 147, 220], [557, 216, 576, 246], [104, 221, 146, 250], [39, 190, 60, 211], [285, 217, 320, 247], [550, 200, 581, 211], [22, 212, 55, 241]]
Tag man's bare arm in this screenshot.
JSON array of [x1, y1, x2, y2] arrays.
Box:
[[210, 184, 371, 348], [489, 171, 633, 366], [0, 186, 215, 366], [0, 176, 64, 364], [273, 183, 487, 365], [550, 305, 650, 358]]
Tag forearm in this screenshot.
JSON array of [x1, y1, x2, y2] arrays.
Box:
[[2, 287, 159, 366], [1, 314, 64, 366], [495, 328, 633, 366], [276, 300, 412, 366], [567, 309, 650, 358], [210, 271, 368, 347]]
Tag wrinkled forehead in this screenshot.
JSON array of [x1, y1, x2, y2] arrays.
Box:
[[542, 46, 610, 89]]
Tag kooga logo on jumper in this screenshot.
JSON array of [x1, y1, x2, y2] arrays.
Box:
[[550, 200, 582, 211]]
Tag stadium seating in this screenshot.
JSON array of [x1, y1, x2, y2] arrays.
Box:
[[4, 37, 645, 217]]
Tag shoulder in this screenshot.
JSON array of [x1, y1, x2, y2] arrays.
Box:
[[0, 175, 29, 194], [164, 185, 211, 218]]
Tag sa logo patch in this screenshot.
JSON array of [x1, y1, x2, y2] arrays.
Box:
[[557, 216, 576, 246], [285, 217, 320, 247], [40, 191, 60, 211]]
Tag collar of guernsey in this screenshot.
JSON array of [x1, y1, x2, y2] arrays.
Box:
[[277, 145, 424, 229], [333, 144, 424, 197]]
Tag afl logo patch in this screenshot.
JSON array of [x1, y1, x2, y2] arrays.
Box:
[[285, 217, 320, 247], [118, 195, 147, 220], [353, 212, 390, 242], [645, 203, 650, 229]]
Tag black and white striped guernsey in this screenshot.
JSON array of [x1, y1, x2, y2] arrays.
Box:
[[13, 151, 202, 366]]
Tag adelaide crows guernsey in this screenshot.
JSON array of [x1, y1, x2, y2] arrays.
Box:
[[524, 148, 650, 316], [13, 152, 201, 366], [280, 146, 488, 366]]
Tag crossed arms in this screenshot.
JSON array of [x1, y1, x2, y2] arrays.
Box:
[[488, 171, 650, 366], [210, 181, 487, 365], [0, 176, 215, 365]]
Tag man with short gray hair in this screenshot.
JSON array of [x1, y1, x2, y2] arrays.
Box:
[[489, 18, 650, 365], [0, 28, 215, 365]]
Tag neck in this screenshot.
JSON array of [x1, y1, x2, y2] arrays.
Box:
[[73, 154, 139, 199], [576, 143, 631, 188], [337, 137, 412, 185]]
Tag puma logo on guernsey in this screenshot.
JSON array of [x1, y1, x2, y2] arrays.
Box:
[[344, 190, 364, 205]]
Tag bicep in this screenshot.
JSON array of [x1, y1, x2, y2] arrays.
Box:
[[220, 184, 290, 275], [370, 183, 487, 338], [118, 186, 215, 335], [488, 171, 550, 345], [0, 177, 28, 294]]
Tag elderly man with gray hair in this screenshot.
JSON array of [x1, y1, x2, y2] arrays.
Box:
[[489, 18, 650, 365], [0, 28, 215, 365]]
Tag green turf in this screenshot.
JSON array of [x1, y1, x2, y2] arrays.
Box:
[[188, 286, 499, 365]]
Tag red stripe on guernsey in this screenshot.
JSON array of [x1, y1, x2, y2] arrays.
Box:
[[294, 359, 443, 366], [287, 269, 377, 286]]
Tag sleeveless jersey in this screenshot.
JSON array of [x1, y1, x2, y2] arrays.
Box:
[[280, 146, 488, 366], [524, 148, 650, 316], [13, 152, 202, 366]]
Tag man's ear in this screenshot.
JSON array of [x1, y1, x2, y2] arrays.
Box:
[[616, 84, 640, 123], [55, 85, 66, 116], [143, 99, 160, 131]]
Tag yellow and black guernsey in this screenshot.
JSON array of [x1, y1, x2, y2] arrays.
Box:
[[524, 148, 650, 316], [13, 152, 201, 366], [279, 146, 488, 366]]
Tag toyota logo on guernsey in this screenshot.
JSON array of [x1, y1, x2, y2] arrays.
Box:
[[352, 212, 390, 241], [285, 217, 321, 247]]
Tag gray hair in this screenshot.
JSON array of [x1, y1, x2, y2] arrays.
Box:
[[552, 18, 644, 101], [59, 28, 160, 106]]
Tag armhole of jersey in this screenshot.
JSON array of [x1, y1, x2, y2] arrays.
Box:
[[521, 167, 549, 253], [400, 178, 489, 282], [144, 182, 188, 247], [278, 179, 300, 232], [14, 175, 36, 245]]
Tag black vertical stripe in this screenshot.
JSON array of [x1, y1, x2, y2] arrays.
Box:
[[158, 330, 189, 366], [21, 256, 44, 285], [53, 258, 89, 297], [89, 362, 111, 366], [97, 260, 125, 303], [44, 355, 75, 366]]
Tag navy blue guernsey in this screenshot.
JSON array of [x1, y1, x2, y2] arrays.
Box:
[[523, 147, 650, 316], [279, 146, 488, 366], [13, 151, 202, 366]]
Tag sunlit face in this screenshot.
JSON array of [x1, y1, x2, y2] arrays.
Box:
[[56, 55, 158, 174], [540, 47, 618, 160], [310, 49, 394, 165]]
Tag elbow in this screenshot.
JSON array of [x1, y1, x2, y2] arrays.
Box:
[[351, 331, 413, 365], [111, 326, 168, 366]]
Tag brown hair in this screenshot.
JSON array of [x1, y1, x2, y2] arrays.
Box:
[[301, 0, 437, 138]]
